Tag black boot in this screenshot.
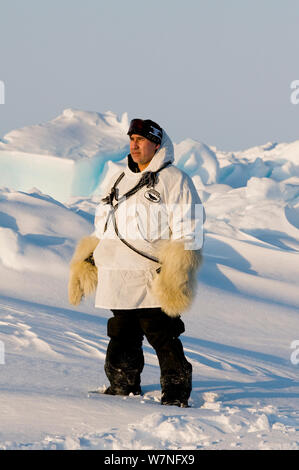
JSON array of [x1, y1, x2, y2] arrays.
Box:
[[104, 362, 142, 396], [137, 308, 192, 408], [160, 361, 192, 407], [158, 337, 192, 408], [104, 311, 145, 396]]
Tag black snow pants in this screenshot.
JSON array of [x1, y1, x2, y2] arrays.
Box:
[[104, 307, 192, 400]]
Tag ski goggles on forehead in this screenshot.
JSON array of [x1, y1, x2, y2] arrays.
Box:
[[127, 119, 163, 144], [128, 119, 144, 133]]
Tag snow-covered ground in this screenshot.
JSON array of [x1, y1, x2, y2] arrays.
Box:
[[0, 110, 298, 450]]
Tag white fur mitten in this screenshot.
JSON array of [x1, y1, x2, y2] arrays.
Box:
[[151, 240, 202, 317], [68, 236, 100, 306]]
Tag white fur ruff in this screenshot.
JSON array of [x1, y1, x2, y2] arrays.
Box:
[[68, 236, 99, 306], [151, 241, 202, 317]]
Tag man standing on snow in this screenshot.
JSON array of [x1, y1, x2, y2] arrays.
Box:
[[68, 118, 204, 407]]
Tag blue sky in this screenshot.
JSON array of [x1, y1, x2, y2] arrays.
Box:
[[0, 0, 298, 150]]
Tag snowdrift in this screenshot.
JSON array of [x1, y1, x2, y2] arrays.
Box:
[[0, 109, 129, 201]]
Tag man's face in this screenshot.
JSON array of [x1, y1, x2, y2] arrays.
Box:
[[130, 134, 160, 171]]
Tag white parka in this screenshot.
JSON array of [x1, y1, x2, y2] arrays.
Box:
[[93, 131, 204, 310]]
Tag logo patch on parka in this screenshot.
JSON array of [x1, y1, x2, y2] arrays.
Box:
[[144, 189, 161, 203]]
